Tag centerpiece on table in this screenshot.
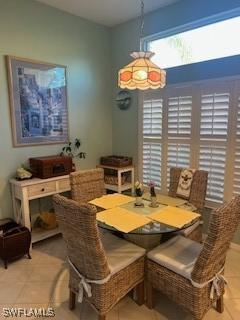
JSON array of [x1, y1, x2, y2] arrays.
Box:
[[134, 181, 144, 207], [148, 181, 159, 208]]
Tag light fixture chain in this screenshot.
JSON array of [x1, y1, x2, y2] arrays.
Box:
[[140, 0, 144, 39]]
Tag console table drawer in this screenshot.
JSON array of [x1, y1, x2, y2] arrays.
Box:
[[28, 181, 56, 198], [58, 178, 70, 191]]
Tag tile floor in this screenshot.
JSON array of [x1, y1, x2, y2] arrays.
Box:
[[0, 235, 239, 320]]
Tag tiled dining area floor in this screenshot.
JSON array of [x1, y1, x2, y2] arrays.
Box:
[[0, 235, 239, 320]]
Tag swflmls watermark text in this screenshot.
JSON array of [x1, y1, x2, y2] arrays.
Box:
[[1, 308, 55, 318]]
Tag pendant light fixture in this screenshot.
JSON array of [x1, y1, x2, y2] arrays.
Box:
[[118, 0, 166, 90]]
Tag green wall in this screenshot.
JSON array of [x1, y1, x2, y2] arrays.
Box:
[[111, 0, 240, 244], [0, 0, 112, 218]]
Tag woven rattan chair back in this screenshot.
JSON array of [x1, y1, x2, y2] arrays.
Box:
[[70, 168, 106, 203], [168, 167, 208, 210], [53, 194, 110, 280], [191, 196, 240, 283]]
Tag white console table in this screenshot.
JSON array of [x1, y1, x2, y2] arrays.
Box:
[[10, 175, 70, 244]]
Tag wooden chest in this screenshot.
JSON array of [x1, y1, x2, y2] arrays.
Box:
[[29, 155, 73, 179]]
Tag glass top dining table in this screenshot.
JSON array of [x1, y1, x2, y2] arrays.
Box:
[[97, 198, 198, 236]]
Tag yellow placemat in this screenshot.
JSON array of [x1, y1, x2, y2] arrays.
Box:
[[89, 194, 134, 209], [148, 206, 200, 229], [143, 194, 187, 207], [97, 207, 151, 233]]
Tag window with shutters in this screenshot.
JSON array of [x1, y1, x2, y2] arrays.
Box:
[[140, 77, 240, 207]]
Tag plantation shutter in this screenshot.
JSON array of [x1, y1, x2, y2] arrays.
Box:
[[166, 95, 192, 184], [168, 96, 192, 136], [167, 143, 191, 168], [199, 146, 226, 203], [143, 99, 162, 138], [142, 97, 163, 188], [200, 93, 229, 137], [233, 96, 240, 195], [143, 142, 161, 187], [198, 92, 229, 203]]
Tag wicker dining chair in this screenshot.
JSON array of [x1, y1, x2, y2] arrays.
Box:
[[146, 195, 240, 320], [70, 168, 106, 203], [169, 167, 208, 242], [53, 194, 146, 320]]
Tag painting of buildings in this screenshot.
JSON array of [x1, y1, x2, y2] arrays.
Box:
[[7, 57, 68, 146]]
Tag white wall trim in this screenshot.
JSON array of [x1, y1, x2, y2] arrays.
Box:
[[230, 242, 240, 252]]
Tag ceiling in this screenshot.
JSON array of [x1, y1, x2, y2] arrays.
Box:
[[36, 0, 180, 27]]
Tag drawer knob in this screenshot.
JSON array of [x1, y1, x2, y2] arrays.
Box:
[[41, 188, 45, 192]]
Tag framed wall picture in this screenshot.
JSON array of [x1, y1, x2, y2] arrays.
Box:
[[6, 56, 69, 147]]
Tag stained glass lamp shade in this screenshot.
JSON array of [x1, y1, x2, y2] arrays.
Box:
[[118, 52, 166, 90]]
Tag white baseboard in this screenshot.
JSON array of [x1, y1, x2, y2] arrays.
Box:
[[230, 242, 240, 252]]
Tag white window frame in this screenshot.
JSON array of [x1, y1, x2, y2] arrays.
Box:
[[138, 75, 240, 208]]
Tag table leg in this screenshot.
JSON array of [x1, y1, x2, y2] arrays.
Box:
[[118, 170, 121, 193], [11, 184, 18, 222], [131, 168, 135, 194], [21, 188, 31, 232]]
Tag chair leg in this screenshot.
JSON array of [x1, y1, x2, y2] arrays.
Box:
[[98, 315, 106, 320], [146, 281, 154, 309], [69, 290, 76, 310], [128, 289, 134, 299], [136, 281, 144, 306], [216, 295, 224, 313]]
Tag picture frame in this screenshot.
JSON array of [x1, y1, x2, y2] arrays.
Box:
[[6, 56, 69, 147]]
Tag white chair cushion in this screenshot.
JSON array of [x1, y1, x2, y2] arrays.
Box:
[[101, 232, 146, 275], [180, 220, 201, 236], [147, 235, 202, 279]]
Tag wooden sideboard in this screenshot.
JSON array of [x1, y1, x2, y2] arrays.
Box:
[[10, 175, 70, 244]]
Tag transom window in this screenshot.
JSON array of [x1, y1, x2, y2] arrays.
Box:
[[146, 16, 240, 69]]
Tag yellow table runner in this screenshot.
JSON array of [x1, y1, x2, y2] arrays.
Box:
[[89, 194, 134, 210], [97, 207, 151, 233], [148, 206, 200, 229], [143, 194, 187, 207]]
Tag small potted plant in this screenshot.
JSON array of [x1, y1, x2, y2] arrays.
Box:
[[60, 138, 86, 171], [135, 181, 144, 207], [148, 181, 159, 208]]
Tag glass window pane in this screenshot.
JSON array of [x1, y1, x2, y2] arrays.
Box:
[[149, 16, 240, 69]]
